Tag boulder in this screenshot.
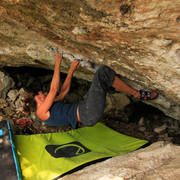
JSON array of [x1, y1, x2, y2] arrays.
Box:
[[0, 1, 179, 120], [7, 89, 19, 102], [0, 71, 15, 99], [60, 142, 180, 180]]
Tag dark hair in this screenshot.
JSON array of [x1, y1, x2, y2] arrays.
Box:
[[23, 91, 37, 116]]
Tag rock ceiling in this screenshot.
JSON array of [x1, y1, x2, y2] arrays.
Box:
[[0, 0, 179, 120]]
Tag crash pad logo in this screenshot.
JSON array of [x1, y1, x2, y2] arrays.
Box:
[[45, 141, 91, 158]]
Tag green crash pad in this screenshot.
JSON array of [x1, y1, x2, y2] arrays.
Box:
[[14, 123, 148, 180]]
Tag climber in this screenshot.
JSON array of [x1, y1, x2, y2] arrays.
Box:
[[23, 53, 158, 128]]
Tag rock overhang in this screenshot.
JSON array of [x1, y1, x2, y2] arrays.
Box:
[[0, 0, 179, 120]]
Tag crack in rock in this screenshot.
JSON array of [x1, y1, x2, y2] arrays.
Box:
[[46, 45, 100, 72]]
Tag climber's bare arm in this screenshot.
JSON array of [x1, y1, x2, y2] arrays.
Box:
[[36, 53, 62, 120], [56, 59, 80, 101]]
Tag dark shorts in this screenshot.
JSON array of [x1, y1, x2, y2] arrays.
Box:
[[79, 65, 116, 126]]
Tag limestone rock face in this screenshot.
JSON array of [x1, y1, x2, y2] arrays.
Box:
[[60, 142, 180, 180], [0, 0, 179, 120]]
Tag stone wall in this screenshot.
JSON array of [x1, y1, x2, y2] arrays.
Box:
[[0, 0, 179, 120]]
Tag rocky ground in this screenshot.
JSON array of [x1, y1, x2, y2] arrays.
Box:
[[0, 66, 180, 146]]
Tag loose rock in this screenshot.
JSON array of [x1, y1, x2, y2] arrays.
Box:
[[154, 124, 167, 133]]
